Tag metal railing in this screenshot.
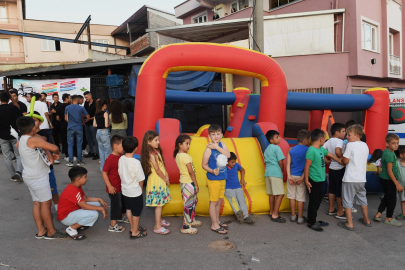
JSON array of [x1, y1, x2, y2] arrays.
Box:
[[288, 87, 333, 94], [390, 54, 401, 75]]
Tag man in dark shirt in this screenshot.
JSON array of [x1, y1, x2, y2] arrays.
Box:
[[9, 89, 27, 117], [83, 91, 99, 160], [50, 93, 61, 152], [0, 91, 22, 182], [56, 93, 71, 160]]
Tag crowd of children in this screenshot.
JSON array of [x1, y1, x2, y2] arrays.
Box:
[[14, 112, 405, 240]]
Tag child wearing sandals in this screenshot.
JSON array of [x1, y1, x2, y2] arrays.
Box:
[[57, 166, 108, 240], [141, 131, 171, 235], [174, 134, 202, 234], [102, 135, 127, 233], [118, 137, 147, 239]]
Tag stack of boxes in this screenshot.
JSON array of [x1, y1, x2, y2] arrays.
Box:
[[107, 75, 125, 99]]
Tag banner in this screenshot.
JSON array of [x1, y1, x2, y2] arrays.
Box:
[[13, 78, 90, 101]]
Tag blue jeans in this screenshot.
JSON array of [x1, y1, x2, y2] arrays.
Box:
[[61, 202, 101, 227], [67, 129, 83, 162], [85, 125, 99, 154], [96, 129, 112, 172]]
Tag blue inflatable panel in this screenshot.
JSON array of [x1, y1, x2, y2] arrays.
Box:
[[165, 90, 236, 104], [286, 92, 375, 111], [239, 95, 260, 138]]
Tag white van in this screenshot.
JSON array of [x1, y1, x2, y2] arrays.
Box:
[[389, 89, 405, 145]]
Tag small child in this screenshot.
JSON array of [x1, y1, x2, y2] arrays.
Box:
[[57, 166, 108, 240], [102, 135, 127, 232], [141, 130, 171, 235], [174, 134, 202, 234], [224, 152, 254, 224], [339, 124, 371, 230], [202, 124, 231, 234], [286, 129, 310, 224], [323, 123, 346, 219], [304, 129, 342, 232], [118, 137, 147, 239], [368, 149, 383, 175], [374, 133, 403, 226], [264, 130, 286, 223], [396, 146, 405, 221], [16, 116, 67, 240]]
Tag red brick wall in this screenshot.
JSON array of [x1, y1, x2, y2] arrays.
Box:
[[130, 34, 150, 55]]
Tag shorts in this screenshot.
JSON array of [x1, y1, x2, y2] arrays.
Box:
[[286, 175, 306, 202], [123, 194, 144, 217], [329, 168, 345, 197], [342, 182, 367, 209], [61, 202, 101, 227], [49, 169, 58, 195], [207, 180, 226, 202], [265, 176, 285, 196], [108, 192, 126, 220], [25, 174, 52, 202], [398, 190, 405, 202]]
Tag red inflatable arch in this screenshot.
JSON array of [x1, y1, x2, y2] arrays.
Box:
[[133, 43, 288, 153]]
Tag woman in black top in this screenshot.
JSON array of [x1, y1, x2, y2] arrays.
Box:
[[93, 99, 111, 172]]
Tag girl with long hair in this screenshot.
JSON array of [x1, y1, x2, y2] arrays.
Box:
[[141, 130, 171, 234], [109, 99, 127, 137], [93, 98, 111, 172]]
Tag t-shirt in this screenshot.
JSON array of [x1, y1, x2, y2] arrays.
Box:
[[342, 141, 369, 183], [50, 102, 61, 123], [84, 101, 96, 126], [264, 144, 285, 178], [306, 146, 329, 182], [323, 138, 344, 170], [380, 148, 399, 180], [0, 104, 20, 140], [13, 101, 27, 117], [175, 153, 195, 184], [289, 144, 308, 176], [103, 154, 122, 193], [65, 104, 88, 130], [109, 113, 127, 130], [57, 184, 85, 221], [226, 162, 242, 189], [397, 160, 405, 187], [34, 101, 50, 130], [118, 156, 145, 197], [207, 142, 227, 180], [56, 103, 69, 124]]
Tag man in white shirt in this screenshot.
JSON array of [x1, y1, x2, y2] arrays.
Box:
[[33, 93, 53, 143]]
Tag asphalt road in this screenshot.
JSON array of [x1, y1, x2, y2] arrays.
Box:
[[1, 156, 405, 270]]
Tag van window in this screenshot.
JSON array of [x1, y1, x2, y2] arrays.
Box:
[[390, 106, 405, 124]]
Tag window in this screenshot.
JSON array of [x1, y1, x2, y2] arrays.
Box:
[[216, 7, 223, 17], [0, 38, 10, 54], [351, 87, 370, 94], [289, 87, 333, 94], [239, 0, 250, 9], [0, 6, 7, 23], [192, 12, 208, 24], [91, 39, 109, 52], [362, 21, 378, 52], [231, 2, 238, 12], [389, 33, 394, 55], [42, 40, 61, 51], [270, 0, 296, 9]]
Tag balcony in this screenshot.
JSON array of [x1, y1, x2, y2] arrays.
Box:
[[0, 51, 25, 63], [390, 55, 401, 75], [0, 18, 19, 29], [129, 33, 154, 56]]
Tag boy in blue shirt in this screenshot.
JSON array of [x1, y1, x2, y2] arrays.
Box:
[[264, 130, 286, 223], [202, 124, 231, 234], [286, 129, 310, 224], [224, 152, 254, 224]]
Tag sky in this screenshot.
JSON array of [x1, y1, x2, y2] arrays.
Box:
[[26, 0, 186, 25]]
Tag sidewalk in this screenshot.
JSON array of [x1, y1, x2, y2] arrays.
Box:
[[0, 157, 404, 270]]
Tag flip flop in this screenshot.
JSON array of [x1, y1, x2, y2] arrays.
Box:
[[129, 226, 147, 234], [219, 222, 228, 228], [271, 215, 286, 223], [338, 221, 354, 231], [161, 220, 171, 227], [153, 227, 170, 235], [358, 218, 372, 227], [211, 227, 227, 234], [374, 216, 382, 222], [35, 230, 47, 239], [130, 231, 147, 239]]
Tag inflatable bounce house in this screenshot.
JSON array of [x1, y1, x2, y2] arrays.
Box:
[[133, 43, 389, 216]]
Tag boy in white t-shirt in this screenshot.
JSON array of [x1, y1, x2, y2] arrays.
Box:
[[118, 136, 147, 239], [323, 123, 346, 219], [338, 124, 372, 231]]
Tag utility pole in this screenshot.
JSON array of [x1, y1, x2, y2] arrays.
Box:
[[252, 0, 264, 94]]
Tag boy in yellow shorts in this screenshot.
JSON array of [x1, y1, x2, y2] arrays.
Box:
[[202, 124, 230, 234]]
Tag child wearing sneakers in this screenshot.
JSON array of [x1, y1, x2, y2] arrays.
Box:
[[305, 129, 342, 232], [224, 152, 254, 224], [338, 124, 371, 231], [396, 146, 405, 221], [118, 137, 147, 239], [286, 129, 310, 224], [264, 130, 286, 223], [57, 166, 108, 240], [323, 123, 346, 220], [102, 135, 127, 232], [202, 124, 231, 234], [16, 117, 67, 240], [374, 133, 403, 226]]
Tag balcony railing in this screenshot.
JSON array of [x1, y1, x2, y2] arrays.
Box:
[[390, 54, 401, 75]]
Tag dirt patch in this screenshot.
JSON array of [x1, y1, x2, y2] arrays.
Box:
[[208, 240, 236, 252]]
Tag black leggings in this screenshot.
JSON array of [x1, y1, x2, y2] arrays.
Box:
[[377, 178, 397, 218]]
